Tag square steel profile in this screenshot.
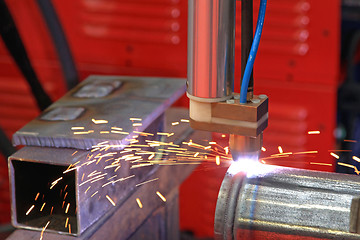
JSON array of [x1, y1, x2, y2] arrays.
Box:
[[9, 76, 186, 236]]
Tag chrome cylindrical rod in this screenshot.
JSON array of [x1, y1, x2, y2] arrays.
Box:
[[187, 0, 236, 102], [215, 164, 360, 240]]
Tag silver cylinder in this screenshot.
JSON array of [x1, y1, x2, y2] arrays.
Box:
[[187, 0, 236, 101], [215, 163, 360, 239]]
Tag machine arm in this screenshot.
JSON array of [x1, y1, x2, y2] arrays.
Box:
[[187, 0, 268, 161]]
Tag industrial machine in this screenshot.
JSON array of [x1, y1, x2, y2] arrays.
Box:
[[186, 0, 360, 239], [187, 0, 268, 160], [0, 0, 352, 239]]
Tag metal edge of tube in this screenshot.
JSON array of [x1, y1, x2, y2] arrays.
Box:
[[214, 171, 245, 240]]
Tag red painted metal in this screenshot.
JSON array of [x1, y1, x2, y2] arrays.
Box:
[[52, 0, 188, 79], [0, 155, 10, 224], [234, 0, 340, 89]]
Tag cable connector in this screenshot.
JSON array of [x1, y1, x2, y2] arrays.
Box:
[[189, 94, 268, 137]]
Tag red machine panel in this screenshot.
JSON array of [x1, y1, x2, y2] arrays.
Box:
[[235, 0, 340, 86], [52, 0, 188, 79], [256, 80, 337, 172]]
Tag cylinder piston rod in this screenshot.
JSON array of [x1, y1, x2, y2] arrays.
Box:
[[215, 162, 360, 240], [187, 0, 236, 102]]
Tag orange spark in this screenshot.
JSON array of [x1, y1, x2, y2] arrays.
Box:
[[136, 178, 159, 187], [65, 217, 69, 228], [261, 147, 266, 152], [97, 140, 109, 146], [26, 205, 35, 215], [330, 152, 339, 159], [308, 131, 320, 135], [278, 146, 283, 154], [156, 191, 166, 202], [310, 162, 332, 166], [134, 131, 154, 136], [35, 192, 40, 201], [130, 118, 142, 121], [63, 167, 77, 174], [111, 127, 123, 131], [65, 203, 70, 214], [73, 131, 94, 135], [40, 203, 46, 212], [353, 156, 360, 162], [271, 152, 293, 157], [131, 163, 154, 169], [40, 221, 50, 240], [71, 127, 84, 130], [338, 162, 360, 175], [91, 148, 100, 152], [85, 186, 91, 194], [224, 147, 229, 155], [92, 118, 108, 124], [106, 195, 116, 206], [171, 122, 179, 126], [50, 177, 63, 189], [136, 198, 143, 208], [216, 156, 220, 165], [294, 151, 318, 155], [181, 119, 190, 123], [157, 132, 172, 136]]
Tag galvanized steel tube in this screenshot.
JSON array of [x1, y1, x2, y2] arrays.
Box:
[[215, 163, 360, 240], [187, 0, 236, 102]]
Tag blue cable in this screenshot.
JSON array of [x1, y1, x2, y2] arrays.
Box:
[[240, 0, 267, 104]]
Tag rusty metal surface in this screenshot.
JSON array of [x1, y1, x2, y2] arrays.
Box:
[[13, 75, 186, 150]]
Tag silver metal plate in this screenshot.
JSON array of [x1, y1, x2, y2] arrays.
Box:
[[13, 75, 186, 150]]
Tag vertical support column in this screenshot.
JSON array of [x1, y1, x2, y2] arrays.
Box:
[[187, 0, 236, 102]]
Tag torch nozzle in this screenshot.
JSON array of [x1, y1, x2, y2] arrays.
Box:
[[229, 133, 263, 162]]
